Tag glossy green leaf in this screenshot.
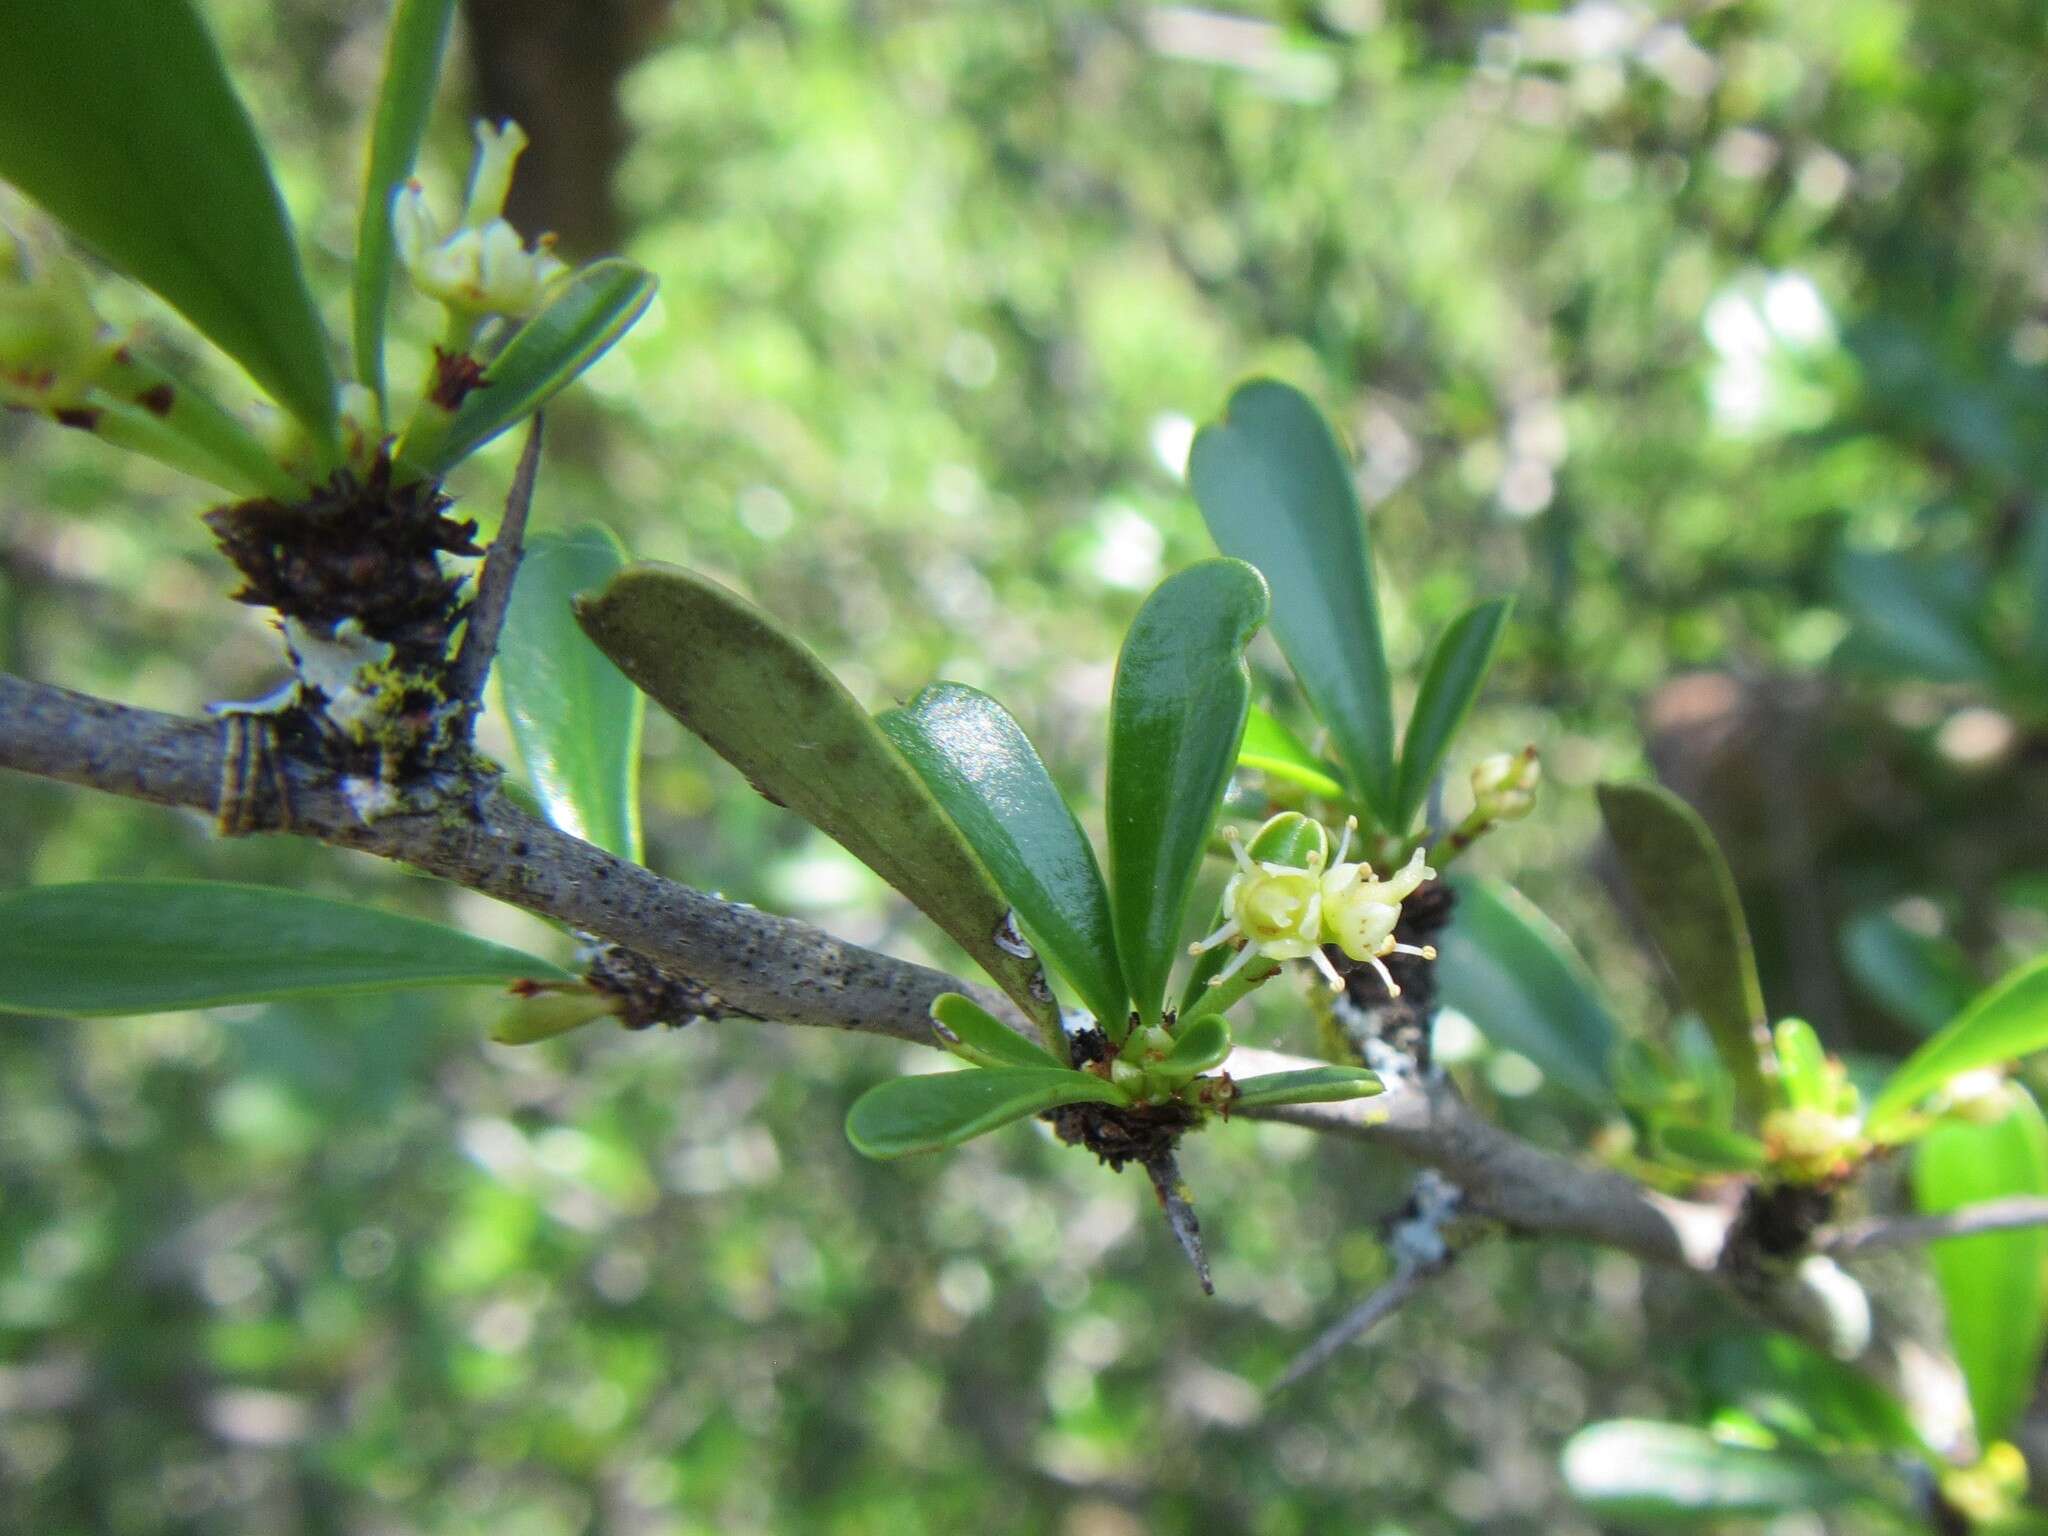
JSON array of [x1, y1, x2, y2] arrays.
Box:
[[1436, 877, 1617, 1107], [1230, 1066, 1384, 1110], [1392, 597, 1514, 830], [400, 260, 657, 476], [1190, 379, 1396, 820], [575, 563, 1057, 1032], [1597, 782, 1771, 1123], [1695, 1333, 1927, 1456], [1773, 1019, 1830, 1113], [1833, 546, 1997, 684], [0, 882, 570, 1016], [1912, 1086, 2048, 1444], [1106, 559, 1269, 1032], [1561, 1421, 1869, 1523], [879, 684, 1126, 1031], [1655, 1121, 1768, 1173], [1238, 707, 1345, 801], [353, 0, 458, 401], [1158, 1014, 1232, 1079], [845, 1067, 1128, 1159], [0, 0, 336, 447], [1866, 956, 2048, 1140], [930, 993, 1068, 1072], [1840, 906, 1976, 1036], [498, 526, 644, 862]]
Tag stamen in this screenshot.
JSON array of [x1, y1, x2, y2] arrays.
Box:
[[1209, 942, 1258, 987], [1392, 942, 1438, 960], [1310, 947, 1345, 992], [1187, 917, 1241, 956], [1224, 824, 1256, 875], [1333, 815, 1356, 868], [1368, 956, 1402, 997]]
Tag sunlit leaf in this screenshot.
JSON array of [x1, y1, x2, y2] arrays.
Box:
[[1436, 877, 1617, 1108], [1694, 1333, 1927, 1456], [1866, 957, 2048, 1140], [1772, 1018, 1830, 1113], [1912, 1086, 2048, 1444], [880, 684, 1126, 1032], [400, 259, 656, 476], [1655, 1121, 1767, 1173], [353, 0, 459, 401], [1106, 558, 1269, 1032], [498, 525, 644, 861], [1561, 1420, 1871, 1523], [1238, 707, 1345, 801], [0, 0, 336, 449], [0, 882, 569, 1016], [1190, 379, 1397, 821], [1392, 597, 1514, 830], [930, 993, 1068, 1072], [845, 1067, 1128, 1159], [1157, 1014, 1232, 1079], [1597, 782, 1771, 1122], [1230, 1066, 1384, 1110], [575, 563, 1058, 1033]]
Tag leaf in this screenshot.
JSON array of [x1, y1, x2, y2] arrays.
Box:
[[1773, 1018, 1830, 1113], [0, 881, 570, 1016], [1106, 559, 1269, 1032], [1158, 1014, 1232, 1079], [353, 0, 459, 401], [1832, 547, 1997, 685], [1230, 1066, 1384, 1110], [1436, 877, 1618, 1108], [1561, 1420, 1870, 1524], [1866, 957, 2048, 1141], [1694, 1333, 1927, 1456], [400, 259, 657, 476], [1597, 782, 1771, 1123], [575, 563, 1058, 1032], [1839, 906, 1976, 1037], [844, 1067, 1128, 1159], [1238, 707, 1345, 801], [498, 525, 644, 862], [930, 993, 1068, 1072], [1392, 597, 1514, 830], [1911, 1086, 2048, 1444], [879, 684, 1127, 1032], [1655, 1121, 1768, 1173], [0, 0, 337, 447], [1189, 379, 1397, 821]]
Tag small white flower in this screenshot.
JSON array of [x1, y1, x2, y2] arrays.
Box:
[[1319, 826, 1438, 997], [394, 120, 567, 320]]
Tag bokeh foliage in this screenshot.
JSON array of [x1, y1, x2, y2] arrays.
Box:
[[4, 0, 2048, 1530]]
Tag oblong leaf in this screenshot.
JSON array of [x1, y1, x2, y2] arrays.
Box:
[[1230, 1066, 1384, 1110], [1158, 1014, 1232, 1079], [403, 259, 656, 476], [1773, 1018, 1829, 1114], [0, 0, 337, 445], [1190, 379, 1396, 820], [574, 563, 1057, 1030], [1866, 957, 2048, 1140], [1561, 1420, 1867, 1523], [845, 1067, 1129, 1159], [931, 993, 1068, 1072], [1655, 1121, 1768, 1173], [498, 525, 644, 861], [1597, 782, 1771, 1122], [1106, 559, 1269, 1031], [1393, 597, 1514, 829], [0, 881, 570, 1016], [353, 0, 459, 401], [1436, 877, 1617, 1108], [1912, 1086, 2048, 1445], [879, 684, 1127, 1032], [1237, 707, 1345, 801]]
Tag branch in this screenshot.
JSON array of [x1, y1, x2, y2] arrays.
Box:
[[1271, 1255, 1449, 1395], [446, 414, 545, 709], [1820, 1196, 2048, 1257], [0, 671, 1744, 1272]]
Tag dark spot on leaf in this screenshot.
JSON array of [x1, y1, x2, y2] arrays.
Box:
[[136, 383, 175, 417], [52, 406, 100, 431]]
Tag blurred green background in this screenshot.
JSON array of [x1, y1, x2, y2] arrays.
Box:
[[4, 0, 2048, 1530]]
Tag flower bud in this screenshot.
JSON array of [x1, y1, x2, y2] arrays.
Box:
[[1470, 746, 1540, 823], [395, 119, 568, 320]]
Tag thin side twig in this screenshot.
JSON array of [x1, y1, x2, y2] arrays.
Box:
[[446, 414, 545, 709], [1144, 1151, 1213, 1296], [1270, 1255, 1451, 1395], [1820, 1195, 2048, 1257]]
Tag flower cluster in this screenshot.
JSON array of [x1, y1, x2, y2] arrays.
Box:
[[394, 120, 567, 321], [1188, 812, 1439, 997]]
